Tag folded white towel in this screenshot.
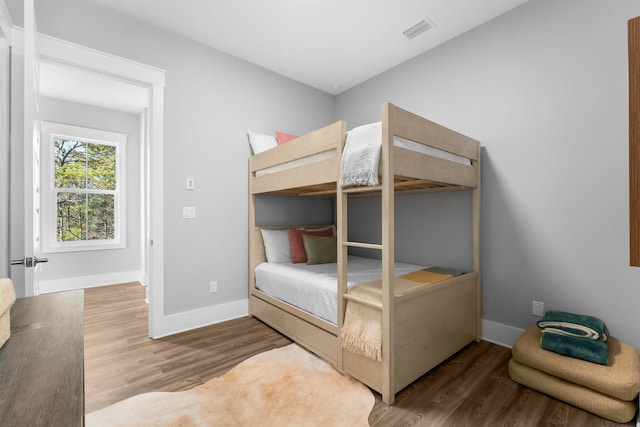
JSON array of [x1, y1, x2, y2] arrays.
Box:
[[341, 122, 382, 186], [538, 323, 608, 341]]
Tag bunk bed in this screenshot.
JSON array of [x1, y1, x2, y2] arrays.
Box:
[[248, 103, 481, 405]]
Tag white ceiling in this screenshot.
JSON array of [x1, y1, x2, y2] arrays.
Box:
[[40, 0, 528, 112], [83, 0, 529, 95]]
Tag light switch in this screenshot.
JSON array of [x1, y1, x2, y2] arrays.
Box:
[[183, 207, 196, 219], [186, 178, 195, 190]]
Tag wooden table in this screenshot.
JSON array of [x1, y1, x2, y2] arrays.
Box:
[[0, 290, 84, 426]]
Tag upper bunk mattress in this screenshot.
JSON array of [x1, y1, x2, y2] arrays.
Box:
[[254, 126, 471, 177], [254, 255, 425, 324]]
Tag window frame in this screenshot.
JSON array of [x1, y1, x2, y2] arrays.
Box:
[[41, 121, 127, 253]]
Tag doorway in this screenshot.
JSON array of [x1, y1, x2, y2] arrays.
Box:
[[8, 31, 165, 338], [36, 60, 149, 294]]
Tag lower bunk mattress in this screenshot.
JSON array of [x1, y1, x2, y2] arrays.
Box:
[[254, 255, 425, 324]]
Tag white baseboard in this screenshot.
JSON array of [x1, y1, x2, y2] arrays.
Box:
[[151, 309, 523, 349], [481, 319, 525, 348], [151, 298, 249, 339], [39, 270, 144, 294]]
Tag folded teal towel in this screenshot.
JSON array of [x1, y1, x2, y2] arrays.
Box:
[[540, 331, 609, 365], [537, 310, 608, 341]]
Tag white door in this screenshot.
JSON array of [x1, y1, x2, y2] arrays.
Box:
[[12, 0, 47, 295], [0, 25, 10, 279]]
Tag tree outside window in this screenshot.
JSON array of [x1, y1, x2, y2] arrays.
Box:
[[54, 138, 118, 242]]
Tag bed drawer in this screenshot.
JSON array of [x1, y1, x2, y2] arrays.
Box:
[[252, 296, 338, 365]]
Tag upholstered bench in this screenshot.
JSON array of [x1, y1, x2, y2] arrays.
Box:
[[509, 325, 640, 423]]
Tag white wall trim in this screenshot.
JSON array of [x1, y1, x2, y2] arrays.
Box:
[[151, 299, 249, 339], [36, 32, 165, 86], [147, 83, 164, 338], [39, 269, 144, 294], [154, 313, 523, 347], [481, 318, 525, 348]]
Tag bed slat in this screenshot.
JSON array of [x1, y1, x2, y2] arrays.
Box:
[[394, 147, 478, 188], [388, 104, 479, 161], [251, 121, 345, 172], [252, 158, 338, 194]]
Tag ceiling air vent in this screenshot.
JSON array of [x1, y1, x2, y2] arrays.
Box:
[[403, 18, 434, 39]]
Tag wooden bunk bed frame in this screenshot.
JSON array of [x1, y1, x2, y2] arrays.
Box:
[[248, 103, 481, 405]]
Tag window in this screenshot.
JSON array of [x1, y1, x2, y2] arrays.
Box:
[[41, 122, 126, 252]]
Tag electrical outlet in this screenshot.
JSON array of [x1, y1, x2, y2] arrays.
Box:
[[532, 300, 545, 317], [209, 281, 218, 293]]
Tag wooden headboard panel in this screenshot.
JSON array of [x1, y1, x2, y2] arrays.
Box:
[[250, 226, 271, 269]]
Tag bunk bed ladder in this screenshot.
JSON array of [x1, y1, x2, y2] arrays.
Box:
[[338, 103, 396, 405]]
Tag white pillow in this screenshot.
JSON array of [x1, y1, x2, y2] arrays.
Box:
[[247, 131, 277, 155], [260, 228, 291, 263]]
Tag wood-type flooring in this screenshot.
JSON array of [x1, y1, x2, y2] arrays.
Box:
[[84, 282, 636, 426]]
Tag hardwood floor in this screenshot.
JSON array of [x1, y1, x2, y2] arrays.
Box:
[[84, 282, 291, 413], [84, 283, 636, 426]]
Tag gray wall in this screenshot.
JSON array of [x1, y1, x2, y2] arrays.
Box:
[[255, 195, 333, 228], [336, 0, 640, 349], [346, 192, 473, 271], [7, 0, 335, 314], [38, 96, 142, 282]]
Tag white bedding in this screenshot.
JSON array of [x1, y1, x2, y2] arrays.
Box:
[[254, 256, 425, 324], [254, 129, 470, 178]]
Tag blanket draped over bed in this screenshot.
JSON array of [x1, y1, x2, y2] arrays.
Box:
[[341, 122, 382, 187], [342, 268, 462, 361]]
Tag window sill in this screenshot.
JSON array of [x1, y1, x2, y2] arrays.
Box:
[[43, 241, 125, 253]]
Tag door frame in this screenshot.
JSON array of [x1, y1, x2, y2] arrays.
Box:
[[12, 30, 166, 338], [23, 0, 41, 296], [0, 0, 13, 279]]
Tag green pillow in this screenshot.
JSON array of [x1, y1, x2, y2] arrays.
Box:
[[302, 235, 337, 265]]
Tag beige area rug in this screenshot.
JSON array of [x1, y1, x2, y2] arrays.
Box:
[[86, 344, 374, 426]]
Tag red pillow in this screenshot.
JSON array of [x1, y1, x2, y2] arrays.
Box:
[[276, 131, 298, 145], [288, 227, 334, 263]]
